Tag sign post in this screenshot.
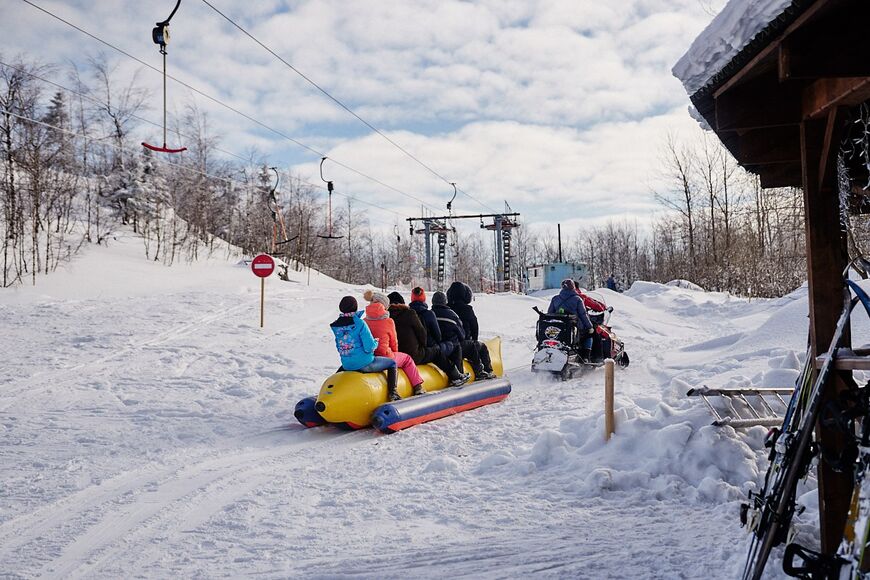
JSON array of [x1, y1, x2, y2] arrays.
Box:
[[251, 254, 276, 328]]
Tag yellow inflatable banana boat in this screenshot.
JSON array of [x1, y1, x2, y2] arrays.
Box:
[[295, 337, 508, 430]]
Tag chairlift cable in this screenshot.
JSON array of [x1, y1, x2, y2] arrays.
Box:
[[0, 60, 250, 164], [0, 60, 418, 222], [4, 109, 406, 228], [19, 0, 439, 213], [198, 0, 498, 213]]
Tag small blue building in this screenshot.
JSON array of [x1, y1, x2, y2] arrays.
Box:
[[525, 262, 588, 292]]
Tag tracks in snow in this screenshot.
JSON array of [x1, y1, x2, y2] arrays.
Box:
[[0, 428, 368, 578], [0, 289, 305, 413]]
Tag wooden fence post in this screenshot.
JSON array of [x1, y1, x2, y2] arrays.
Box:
[[605, 358, 615, 441]]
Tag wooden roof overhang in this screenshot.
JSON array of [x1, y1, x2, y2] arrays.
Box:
[[689, 0, 870, 189]]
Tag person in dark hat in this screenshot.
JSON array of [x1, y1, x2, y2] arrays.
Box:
[[446, 281, 495, 380], [329, 295, 398, 396], [387, 291, 467, 387], [431, 291, 474, 383]]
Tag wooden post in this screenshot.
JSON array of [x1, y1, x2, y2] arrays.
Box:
[[605, 359, 615, 441], [802, 116, 852, 554], [260, 277, 265, 328]]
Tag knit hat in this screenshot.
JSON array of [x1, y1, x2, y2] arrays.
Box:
[[432, 291, 448, 306], [387, 291, 405, 305], [561, 279, 576, 290], [363, 289, 390, 309], [339, 296, 358, 313], [411, 287, 426, 303]]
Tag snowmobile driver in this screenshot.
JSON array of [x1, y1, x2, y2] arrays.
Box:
[[547, 279, 595, 363]]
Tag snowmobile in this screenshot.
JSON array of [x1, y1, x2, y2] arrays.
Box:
[[531, 305, 629, 381]]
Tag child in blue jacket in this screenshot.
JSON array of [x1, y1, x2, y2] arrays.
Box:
[[330, 296, 399, 399]]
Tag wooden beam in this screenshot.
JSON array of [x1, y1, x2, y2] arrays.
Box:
[[802, 117, 852, 555], [755, 162, 802, 189], [737, 126, 801, 166], [716, 74, 802, 131], [713, 0, 833, 99], [779, 3, 870, 80], [818, 107, 848, 191], [803, 77, 870, 120]]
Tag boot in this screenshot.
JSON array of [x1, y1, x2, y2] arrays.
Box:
[[386, 367, 401, 401], [579, 348, 592, 364], [413, 383, 426, 396], [449, 373, 470, 387]]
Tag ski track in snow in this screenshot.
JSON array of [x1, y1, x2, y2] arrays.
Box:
[[1, 235, 841, 579]]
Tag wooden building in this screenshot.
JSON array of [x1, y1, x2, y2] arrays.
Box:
[[676, 0, 870, 554]]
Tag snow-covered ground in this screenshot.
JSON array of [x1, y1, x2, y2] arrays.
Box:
[[2, 231, 863, 579]]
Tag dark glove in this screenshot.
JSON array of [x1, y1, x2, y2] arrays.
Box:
[[587, 327, 595, 335]]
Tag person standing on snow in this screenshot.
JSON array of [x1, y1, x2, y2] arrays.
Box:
[[388, 291, 468, 387], [329, 296, 399, 397], [446, 282, 496, 380], [548, 279, 595, 363], [606, 274, 619, 292], [363, 290, 426, 399]]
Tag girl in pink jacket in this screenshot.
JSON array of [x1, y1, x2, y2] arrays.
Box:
[[363, 290, 425, 399]]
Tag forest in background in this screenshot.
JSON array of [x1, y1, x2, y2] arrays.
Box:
[[1, 55, 820, 297]]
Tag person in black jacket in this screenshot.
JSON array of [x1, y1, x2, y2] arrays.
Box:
[[431, 291, 473, 380], [446, 282, 495, 380], [409, 287, 441, 346], [388, 291, 468, 387]]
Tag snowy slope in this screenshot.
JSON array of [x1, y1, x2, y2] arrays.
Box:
[[0, 231, 858, 579]]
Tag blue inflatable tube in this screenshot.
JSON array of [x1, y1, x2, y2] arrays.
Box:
[[294, 396, 327, 428], [370, 378, 511, 433]]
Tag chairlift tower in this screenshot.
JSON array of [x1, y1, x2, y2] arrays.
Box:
[[481, 213, 519, 292], [409, 218, 453, 290], [407, 210, 520, 291]]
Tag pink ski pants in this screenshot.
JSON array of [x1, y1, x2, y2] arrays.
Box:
[[393, 351, 423, 386]]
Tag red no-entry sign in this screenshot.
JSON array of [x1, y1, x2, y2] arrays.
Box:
[[251, 254, 275, 328], [251, 254, 275, 278]]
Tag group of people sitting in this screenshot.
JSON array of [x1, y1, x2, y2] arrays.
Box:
[[330, 281, 497, 402], [547, 279, 609, 364]]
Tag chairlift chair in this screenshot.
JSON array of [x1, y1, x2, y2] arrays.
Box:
[[142, 0, 187, 154], [318, 157, 344, 240]]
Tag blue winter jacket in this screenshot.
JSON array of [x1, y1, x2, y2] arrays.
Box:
[[547, 288, 593, 333], [409, 300, 441, 347], [329, 311, 377, 371]]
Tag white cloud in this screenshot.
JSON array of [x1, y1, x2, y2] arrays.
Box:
[[2, 0, 726, 230]]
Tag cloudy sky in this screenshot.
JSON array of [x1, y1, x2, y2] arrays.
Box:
[[5, 0, 724, 232]]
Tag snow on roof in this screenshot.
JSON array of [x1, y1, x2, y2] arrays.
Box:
[[673, 0, 795, 96]]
